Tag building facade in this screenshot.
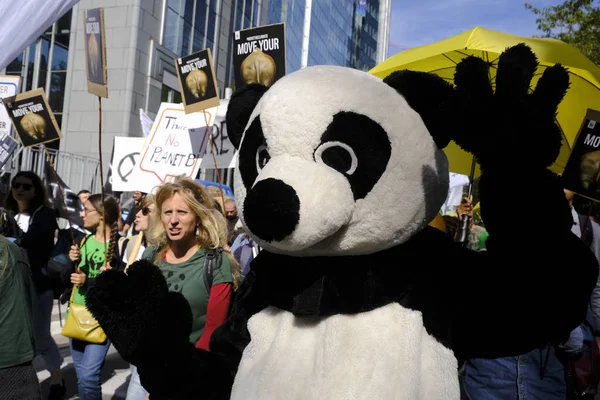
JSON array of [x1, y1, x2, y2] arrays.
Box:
[[4, 0, 391, 187]]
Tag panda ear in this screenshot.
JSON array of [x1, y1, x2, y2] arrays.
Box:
[[383, 70, 455, 149], [226, 83, 269, 149]]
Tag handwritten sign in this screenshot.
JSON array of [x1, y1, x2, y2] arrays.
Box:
[[200, 99, 236, 169], [130, 102, 214, 194]]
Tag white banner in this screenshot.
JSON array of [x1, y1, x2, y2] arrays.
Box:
[[0, 76, 21, 138], [140, 108, 153, 137], [110, 137, 147, 192], [130, 103, 215, 194], [0, 0, 80, 70], [201, 99, 237, 169]]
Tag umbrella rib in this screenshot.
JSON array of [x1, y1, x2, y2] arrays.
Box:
[[442, 53, 458, 65]]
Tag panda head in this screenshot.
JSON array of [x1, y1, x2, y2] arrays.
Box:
[[226, 66, 454, 256]]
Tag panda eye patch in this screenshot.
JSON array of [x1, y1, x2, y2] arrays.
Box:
[[317, 111, 391, 200], [315, 141, 358, 175], [256, 144, 271, 171]]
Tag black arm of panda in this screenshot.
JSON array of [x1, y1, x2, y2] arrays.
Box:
[[85, 260, 266, 400], [445, 169, 598, 362]]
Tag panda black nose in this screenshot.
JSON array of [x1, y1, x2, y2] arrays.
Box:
[[243, 178, 300, 242]]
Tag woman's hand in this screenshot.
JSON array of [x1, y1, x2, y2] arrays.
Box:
[[456, 196, 473, 218], [69, 244, 81, 263], [70, 269, 87, 286], [100, 262, 112, 272]]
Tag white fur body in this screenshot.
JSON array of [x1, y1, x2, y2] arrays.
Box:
[[230, 303, 459, 400]]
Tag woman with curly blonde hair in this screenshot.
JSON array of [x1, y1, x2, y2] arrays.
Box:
[[142, 176, 239, 353]]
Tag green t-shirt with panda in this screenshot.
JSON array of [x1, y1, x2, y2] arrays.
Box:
[[142, 246, 233, 343], [73, 236, 109, 306]]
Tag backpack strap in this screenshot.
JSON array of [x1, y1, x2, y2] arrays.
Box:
[[118, 237, 130, 262], [203, 248, 222, 293]]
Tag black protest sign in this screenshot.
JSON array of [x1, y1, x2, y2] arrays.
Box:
[[3, 88, 62, 148], [175, 48, 220, 114], [0, 134, 18, 170], [44, 160, 85, 227], [233, 23, 286, 90], [562, 109, 600, 202], [83, 7, 108, 98]]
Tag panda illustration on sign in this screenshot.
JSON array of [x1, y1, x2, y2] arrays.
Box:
[[86, 44, 597, 400]]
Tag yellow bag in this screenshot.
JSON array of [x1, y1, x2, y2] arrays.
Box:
[[61, 283, 107, 344]]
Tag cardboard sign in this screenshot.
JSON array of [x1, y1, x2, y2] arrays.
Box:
[[3, 87, 62, 147], [175, 48, 220, 114], [130, 103, 215, 194], [233, 23, 286, 89], [562, 109, 600, 202], [111, 136, 147, 191], [0, 76, 21, 138], [83, 8, 108, 98]]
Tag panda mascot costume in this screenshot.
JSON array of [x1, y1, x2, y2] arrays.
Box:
[[86, 44, 598, 399]]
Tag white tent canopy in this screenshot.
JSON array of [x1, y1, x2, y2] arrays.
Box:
[[0, 0, 79, 71]]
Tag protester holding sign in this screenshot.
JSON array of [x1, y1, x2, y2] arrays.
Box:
[[5, 171, 65, 398]]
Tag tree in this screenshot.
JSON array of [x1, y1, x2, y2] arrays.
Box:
[[525, 0, 600, 65]]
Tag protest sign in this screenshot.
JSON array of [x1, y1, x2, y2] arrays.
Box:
[[562, 109, 600, 202], [0, 76, 22, 168], [233, 23, 286, 89], [83, 8, 108, 97], [0, 135, 18, 170], [200, 100, 236, 169], [110, 136, 146, 192], [3, 88, 62, 147], [0, 76, 21, 137], [140, 109, 153, 137], [175, 48, 220, 114], [130, 103, 214, 194]]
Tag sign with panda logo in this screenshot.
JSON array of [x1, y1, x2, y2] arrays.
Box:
[[83, 7, 108, 98], [2, 87, 62, 148], [175, 48, 220, 114], [233, 23, 286, 90], [562, 108, 600, 202]]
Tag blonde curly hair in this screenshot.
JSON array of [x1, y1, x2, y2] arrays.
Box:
[[149, 176, 241, 288]]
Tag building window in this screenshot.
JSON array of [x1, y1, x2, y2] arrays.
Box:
[[161, 84, 182, 104], [163, 0, 212, 57]]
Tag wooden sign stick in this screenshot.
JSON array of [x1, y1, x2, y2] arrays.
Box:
[[97, 96, 108, 266]]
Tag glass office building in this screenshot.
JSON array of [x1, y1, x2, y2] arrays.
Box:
[[1, 0, 390, 187]]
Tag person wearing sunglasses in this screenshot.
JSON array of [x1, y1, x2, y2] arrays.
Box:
[[5, 171, 65, 399], [120, 195, 159, 400]]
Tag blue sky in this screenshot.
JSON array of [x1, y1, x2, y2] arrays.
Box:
[[388, 0, 567, 57]]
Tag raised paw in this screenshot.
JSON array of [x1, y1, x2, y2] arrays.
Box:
[[451, 43, 569, 172]]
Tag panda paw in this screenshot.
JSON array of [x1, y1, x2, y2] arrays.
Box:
[[451, 43, 569, 173], [86, 260, 193, 364]]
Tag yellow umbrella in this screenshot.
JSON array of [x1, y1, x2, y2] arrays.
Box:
[[370, 26, 600, 177]]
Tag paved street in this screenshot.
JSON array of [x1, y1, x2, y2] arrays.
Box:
[[34, 300, 131, 400]]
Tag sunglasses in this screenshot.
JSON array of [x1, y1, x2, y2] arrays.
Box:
[[141, 206, 150, 216], [12, 182, 33, 190]]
